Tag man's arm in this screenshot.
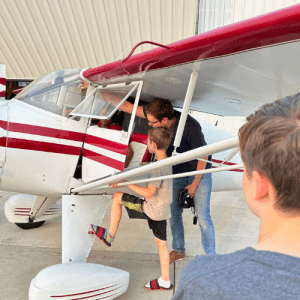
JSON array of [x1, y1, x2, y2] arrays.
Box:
[[119, 101, 146, 119], [185, 157, 208, 196]]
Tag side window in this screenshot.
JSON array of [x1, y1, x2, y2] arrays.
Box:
[[61, 80, 87, 118], [15, 69, 85, 117], [70, 81, 143, 136]]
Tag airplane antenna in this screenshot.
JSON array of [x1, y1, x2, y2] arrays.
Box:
[[115, 48, 128, 61]]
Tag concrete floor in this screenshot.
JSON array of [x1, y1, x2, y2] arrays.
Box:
[[0, 189, 260, 300]]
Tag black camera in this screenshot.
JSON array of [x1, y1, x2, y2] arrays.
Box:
[[178, 189, 195, 209]]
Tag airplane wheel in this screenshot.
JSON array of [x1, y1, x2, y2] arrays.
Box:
[[15, 221, 46, 230]]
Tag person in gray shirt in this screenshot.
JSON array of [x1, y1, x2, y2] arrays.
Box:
[[172, 93, 300, 299], [91, 127, 173, 291]]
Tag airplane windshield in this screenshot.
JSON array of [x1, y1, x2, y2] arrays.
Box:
[[15, 69, 85, 117]]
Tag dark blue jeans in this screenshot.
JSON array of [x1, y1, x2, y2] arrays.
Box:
[[170, 173, 215, 254]]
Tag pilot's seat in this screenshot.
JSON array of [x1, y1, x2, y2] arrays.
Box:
[[126, 133, 152, 168]]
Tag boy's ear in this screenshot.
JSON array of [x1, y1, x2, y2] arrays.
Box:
[[252, 171, 271, 201], [151, 140, 158, 149]]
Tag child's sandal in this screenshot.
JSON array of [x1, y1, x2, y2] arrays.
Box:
[[89, 224, 111, 247], [144, 278, 173, 291]]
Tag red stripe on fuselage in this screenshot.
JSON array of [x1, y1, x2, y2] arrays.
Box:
[[0, 137, 6, 147], [211, 159, 243, 172], [0, 120, 8, 130], [0, 91, 5, 97], [5, 121, 85, 142], [4, 136, 124, 170], [83, 148, 124, 171], [1, 120, 127, 155], [0, 78, 6, 85], [85, 134, 127, 155], [7, 138, 82, 156]]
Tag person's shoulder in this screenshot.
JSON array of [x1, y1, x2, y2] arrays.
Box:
[[180, 248, 255, 283], [150, 165, 171, 177], [109, 123, 122, 131], [187, 113, 201, 127]]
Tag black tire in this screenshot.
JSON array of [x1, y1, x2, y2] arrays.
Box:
[[15, 220, 46, 230]]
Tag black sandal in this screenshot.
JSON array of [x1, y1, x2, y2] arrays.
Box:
[[144, 278, 173, 291]]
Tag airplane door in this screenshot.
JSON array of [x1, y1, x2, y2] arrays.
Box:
[[82, 126, 128, 182], [70, 81, 143, 183]]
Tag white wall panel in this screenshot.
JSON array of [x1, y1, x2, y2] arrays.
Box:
[[0, 0, 197, 79], [190, 110, 246, 135], [197, 0, 300, 34]]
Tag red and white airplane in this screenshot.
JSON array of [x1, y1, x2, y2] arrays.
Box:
[[1, 4, 300, 299]]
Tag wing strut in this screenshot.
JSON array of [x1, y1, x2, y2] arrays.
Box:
[[89, 163, 243, 191], [71, 136, 238, 194], [173, 70, 198, 153]]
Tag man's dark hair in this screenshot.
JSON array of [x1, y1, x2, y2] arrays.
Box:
[[239, 93, 300, 210], [145, 98, 174, 121], [148, 127, 173, 150]]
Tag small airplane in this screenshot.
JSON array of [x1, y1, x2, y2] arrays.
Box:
[[1, 4, 300, 299]]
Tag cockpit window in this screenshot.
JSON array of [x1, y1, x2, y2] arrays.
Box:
[[15, 69, 85, 117], [70, 82, 140, 120]]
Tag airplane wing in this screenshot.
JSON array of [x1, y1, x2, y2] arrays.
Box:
[[82, 4, 300, 117]]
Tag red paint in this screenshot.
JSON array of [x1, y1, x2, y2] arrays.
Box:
[[83, 4, 300, 83], [211, 159, 244, 173], [0, 78, 6, 85], [0, 91, 5, 97], [1, 118, 127, 169], [129, 132, 148, 145], [0, 120, 8, 130], [151, 279, 158, 290], [1, 120, 127, 158], [8, 121, 85, 142], [83, 148, 124, 171], [85, 134, 127, 155], [7, 138, 82, 156], [14, 213, 30, 216], [0, 137, 6, 147], [50, 284, 117, 297]]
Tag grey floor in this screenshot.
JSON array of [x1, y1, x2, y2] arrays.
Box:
[[0, 189, 260, 300]]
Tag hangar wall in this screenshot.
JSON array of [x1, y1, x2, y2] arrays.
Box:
[[0, 0, 197, 80], [197, 0, 300, 34]]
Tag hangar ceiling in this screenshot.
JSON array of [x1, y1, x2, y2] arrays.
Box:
[[0, 0, 197, 79]]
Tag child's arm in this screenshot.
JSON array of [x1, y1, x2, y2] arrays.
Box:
[[110, 181, 157, 198], [127, 184, 157, 198]]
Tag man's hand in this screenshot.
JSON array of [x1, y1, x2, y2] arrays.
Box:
[[78, 80, 88, 90], [185, 183, 198, 197]]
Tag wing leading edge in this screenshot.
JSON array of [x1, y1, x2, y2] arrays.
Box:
[[82, 4, 300, 117]]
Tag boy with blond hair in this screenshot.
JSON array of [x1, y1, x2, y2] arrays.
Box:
[[91, 127, 174, 290]]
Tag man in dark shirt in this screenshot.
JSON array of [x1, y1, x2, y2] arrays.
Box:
[[120, 98, 216, 260], [172, 94, 300, 299]]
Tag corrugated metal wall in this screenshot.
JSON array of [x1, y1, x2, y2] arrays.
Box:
[[0, 0, 197, 79], [197, 0, 300, 34]]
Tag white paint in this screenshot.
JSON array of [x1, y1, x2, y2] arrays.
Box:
[[29, 263, 129, 300]]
